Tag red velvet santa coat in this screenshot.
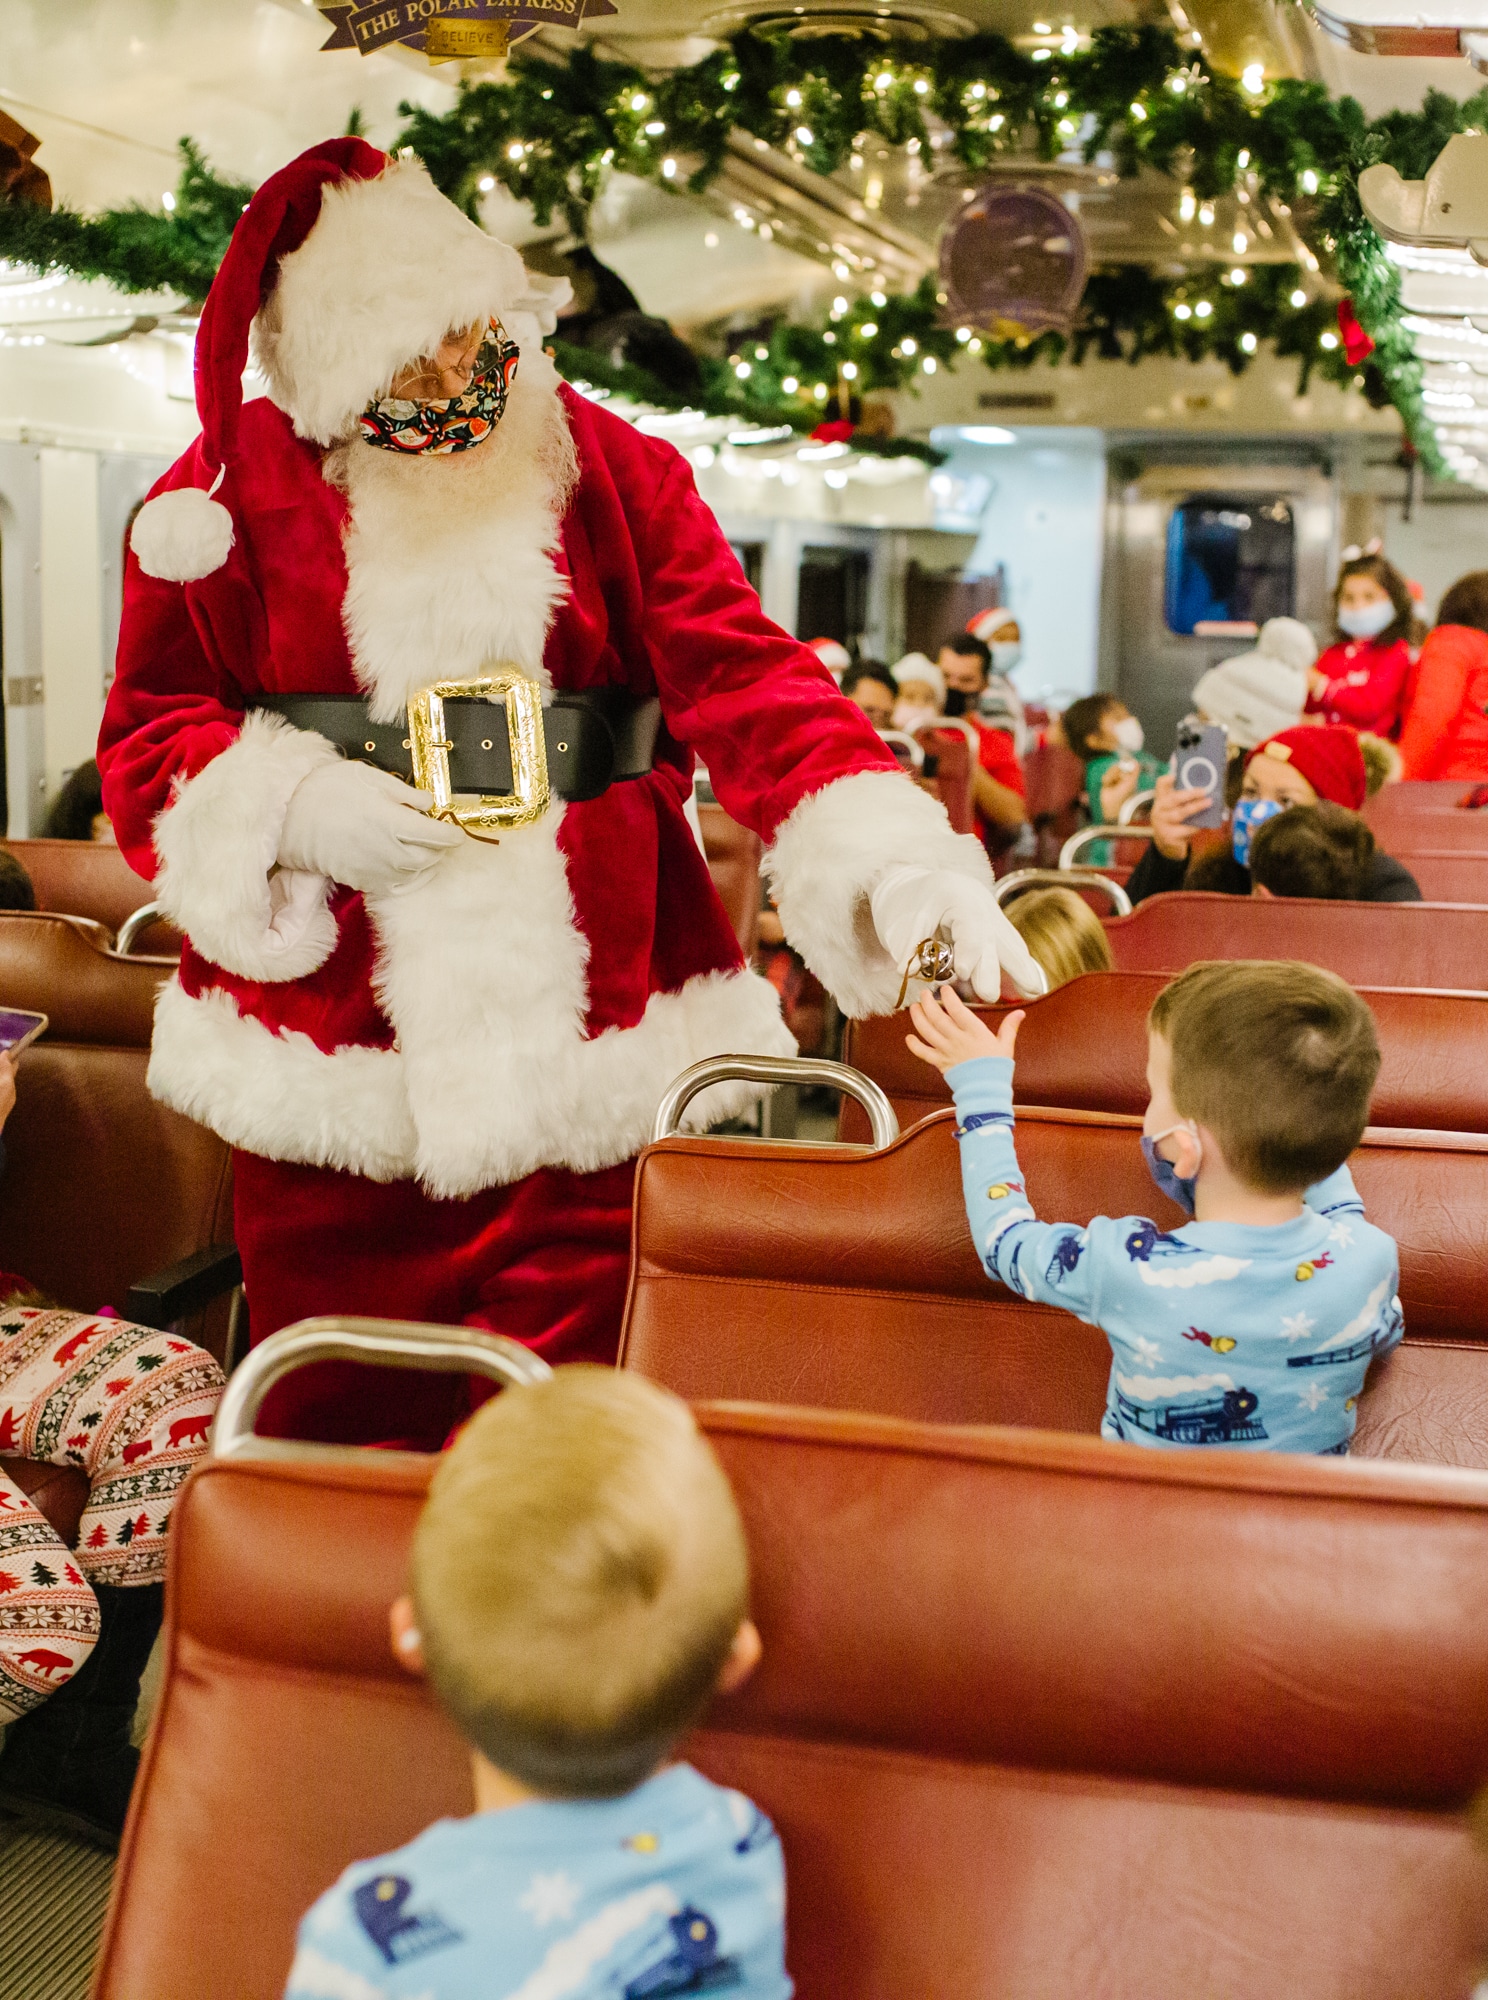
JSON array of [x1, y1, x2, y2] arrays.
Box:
[[99, 362, 969, 1198]]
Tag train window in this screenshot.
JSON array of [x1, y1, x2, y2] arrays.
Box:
[[1164, 496, 1295, 637], [797, 545, 869, 651], [730, 541, 764, 596]]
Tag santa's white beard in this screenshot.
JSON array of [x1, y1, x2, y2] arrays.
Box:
[[326, 358, 578, 720]]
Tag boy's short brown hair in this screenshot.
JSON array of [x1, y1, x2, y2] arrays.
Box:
[[1249, 801, 1374, 902], [1148, 960, 1380, 1194], [411, 1367, 748, 1799]]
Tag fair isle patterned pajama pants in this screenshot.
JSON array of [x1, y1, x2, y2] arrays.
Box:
[[0, 1308, 224, 1721]]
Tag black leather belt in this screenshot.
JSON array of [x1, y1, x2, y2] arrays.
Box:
[[255, 687, 662, 804]]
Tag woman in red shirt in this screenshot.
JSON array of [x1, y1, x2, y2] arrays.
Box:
[[1397, 570, 1488, 780], [1305, 553, 1414, 739]]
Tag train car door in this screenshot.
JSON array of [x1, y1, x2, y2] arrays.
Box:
[[1105, 458, 1335, 760]]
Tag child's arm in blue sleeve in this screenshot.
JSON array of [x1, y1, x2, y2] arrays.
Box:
[[1304, 1163, 1365, 1221], [947, 1055, 1107, 1316]]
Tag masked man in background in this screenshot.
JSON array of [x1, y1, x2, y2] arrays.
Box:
[[99, 138, 1044, 1445]]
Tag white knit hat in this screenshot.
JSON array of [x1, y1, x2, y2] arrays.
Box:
[[1253, 617, 1319, 674], [1191, 618, 1315, 749], [892, 652, 945, 704]]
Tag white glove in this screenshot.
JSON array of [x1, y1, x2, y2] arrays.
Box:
[[278, 758, 463, 896], [870, 863, 1048, 1004]]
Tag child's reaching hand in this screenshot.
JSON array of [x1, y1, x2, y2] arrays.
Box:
[[906, 985, 1024, 1075]]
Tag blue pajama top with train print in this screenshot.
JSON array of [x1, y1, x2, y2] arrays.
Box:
[[947, 1055, 1402, 1453], [282, 1762, 791, 2000]]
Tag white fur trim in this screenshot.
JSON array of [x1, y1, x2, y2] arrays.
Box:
[[152, 712, 341, 983], [334, 364, 575, 719], [253, 158, 532, 445], [147, 961, 793, 1191], [763, 768, 994, 1018], [148, 982, 416, 1182], [130, 489, 235, 583], [366, 801, 795, 1197], [505, 267, 573, 355]]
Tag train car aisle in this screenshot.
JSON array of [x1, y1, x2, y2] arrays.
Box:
[[0, 1650, 162, 1999]]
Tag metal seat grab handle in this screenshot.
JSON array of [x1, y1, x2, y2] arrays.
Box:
[[211, 1317, 552, 1460], [653, 1056, 899, 1150], [116, 901, 164, 955]]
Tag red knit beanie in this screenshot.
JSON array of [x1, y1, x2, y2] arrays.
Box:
[[1247, 725, 1366, 811]]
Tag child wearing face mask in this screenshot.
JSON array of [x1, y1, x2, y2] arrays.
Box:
[[1060, 694, 1162, 866], [906, 962, 1401, 1454], [1306, 555, 1415, 740], [1126, 724, 1421, 906], [889, 654, 946, 736]]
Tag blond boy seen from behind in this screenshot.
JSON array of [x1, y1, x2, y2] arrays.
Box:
[[284, 1368, 791, 2000]]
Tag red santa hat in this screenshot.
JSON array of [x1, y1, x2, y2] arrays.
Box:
[[807, 638, 852, 678], [966, 606, 1017, 644], [1247, 725, 1367, 811], [132, 136, 531, 584]]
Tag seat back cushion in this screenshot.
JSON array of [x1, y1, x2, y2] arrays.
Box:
[[1103, 892, 1488, 989], [94, 1415, 1488, 2000], [0, 1044, 232, 1317], [621, 1112, 1488, 1460], [0, 911, 168, 1046], [841, 974, 1488, 1136], [2, 838, 156, 935]]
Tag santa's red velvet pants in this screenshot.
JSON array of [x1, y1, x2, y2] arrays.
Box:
[[233, 1150, 637, 1449]]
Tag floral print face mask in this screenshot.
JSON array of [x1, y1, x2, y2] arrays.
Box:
[[359, 318, 520, 456]]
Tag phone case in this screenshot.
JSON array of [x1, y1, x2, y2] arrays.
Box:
[[1173, 724, 1228, 830]]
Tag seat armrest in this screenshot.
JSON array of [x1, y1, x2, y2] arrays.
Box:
[[126, 1243, 242, 1329]]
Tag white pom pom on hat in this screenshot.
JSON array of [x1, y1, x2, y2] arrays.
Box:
[[132, 135, 388, 586], [131, 471, 235, 584]]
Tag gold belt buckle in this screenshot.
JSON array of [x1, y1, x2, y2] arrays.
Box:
[[406, 671, 549, 842]]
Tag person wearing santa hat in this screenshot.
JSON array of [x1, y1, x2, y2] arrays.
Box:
[[805, 637, 853, 682], [97, 138, 1045, 1445], [1126, 725, 1420, 904]]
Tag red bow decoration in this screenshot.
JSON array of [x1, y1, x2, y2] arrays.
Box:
[[809, 420, 856, 444], [1338, 297, 1375, 367]]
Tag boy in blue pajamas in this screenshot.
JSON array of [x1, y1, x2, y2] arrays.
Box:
[[908, 960, 1401, 1454], [285, 1370, 791, 1999]]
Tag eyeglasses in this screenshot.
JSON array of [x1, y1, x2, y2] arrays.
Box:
[[384, 317, 505, 406]]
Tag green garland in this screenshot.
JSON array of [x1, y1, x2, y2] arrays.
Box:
[[0, 43, 1483, 470], [0, 141, 251, 304], [389, 33, 1487, 453]]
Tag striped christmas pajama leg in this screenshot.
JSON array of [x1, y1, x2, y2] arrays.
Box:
[[0, 1464, 97, 1721], [0, 1308, 225, 1593]]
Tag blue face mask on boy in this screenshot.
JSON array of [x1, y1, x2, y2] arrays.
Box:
[[1141, 1121, 1202, 1215], [1231, 795, 1285, 868]]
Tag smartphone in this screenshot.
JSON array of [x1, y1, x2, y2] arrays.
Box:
[[0, 1010, 48, 1057], [1172, 721, 1228, 830]]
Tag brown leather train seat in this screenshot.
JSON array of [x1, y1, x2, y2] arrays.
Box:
[[1103, 891, 1488, 987], [620, 1109, 1488, 1465], [841, 972, 1488, 1136], [1393, 852, 1488, 902], [0, 914, 226, 1315], [1, 837, 155, 935], [1360, 810, 1488, 853], [697, 801, 762, 958], [0, 910, 169, 1047], [96, 1407, 1488, 1999], [1364, 779, 1488, 837], [0, 838, 181, 958], [916, 724, 974, 834], [0, 912, 233, 1527]]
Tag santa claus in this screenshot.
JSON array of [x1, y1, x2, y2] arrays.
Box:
[[98, 137, 1043, 1445]]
